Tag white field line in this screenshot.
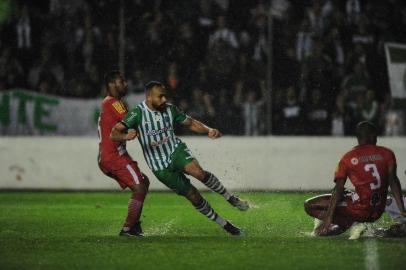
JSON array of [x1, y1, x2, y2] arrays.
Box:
[[364, 239, 380, 270]]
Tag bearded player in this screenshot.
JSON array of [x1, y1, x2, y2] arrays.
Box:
[[97, 71, 149, 237], [110, 81, 249, 235], [304, 121, 406, 238]]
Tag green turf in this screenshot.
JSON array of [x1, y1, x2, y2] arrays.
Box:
[[0, 192, 405, 270]]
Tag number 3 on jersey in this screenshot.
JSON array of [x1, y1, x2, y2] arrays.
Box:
[[364, 163, 381, 190]]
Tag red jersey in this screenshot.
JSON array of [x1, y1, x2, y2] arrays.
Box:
[[334, 144, 396, 211], [98, 96, 128, 160]]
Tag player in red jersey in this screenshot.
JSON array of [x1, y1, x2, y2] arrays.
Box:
[[98, 70, 149, 237], [304, 121, 406, 237]]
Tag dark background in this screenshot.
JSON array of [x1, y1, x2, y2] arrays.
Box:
[[1, 0, 405, 135]]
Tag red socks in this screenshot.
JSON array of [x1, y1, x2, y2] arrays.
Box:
[[122, 192, 145, 231]]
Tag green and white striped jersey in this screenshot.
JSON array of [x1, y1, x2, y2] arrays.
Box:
[[121, 101, 187, 171]]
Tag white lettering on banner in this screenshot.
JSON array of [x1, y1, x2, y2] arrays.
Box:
[[0, 90, 145, 135]]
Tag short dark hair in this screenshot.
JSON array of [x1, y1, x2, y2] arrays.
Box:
[[104, 70, 122, 88], [145, 81, 164, 93], [356, 121, 377, 141]]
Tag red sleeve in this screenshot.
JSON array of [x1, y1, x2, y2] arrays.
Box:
[[334, 156, 348, 181], [105, 99, 127, 121]]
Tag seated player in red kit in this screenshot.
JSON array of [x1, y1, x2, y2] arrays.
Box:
[[304, 121, 406, 238], [97, 70, 149, 237]]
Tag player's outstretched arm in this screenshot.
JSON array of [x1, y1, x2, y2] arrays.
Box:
[[388, 163, 406, 217], [182, 117, 222, 139], [317, 178, 345, 235], [110, 122, 137, 142]]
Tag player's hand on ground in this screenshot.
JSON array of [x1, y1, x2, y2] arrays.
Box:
[[208, 128, 221, 139], [315, 221, 331, 236], [125, 129, 138, 140]]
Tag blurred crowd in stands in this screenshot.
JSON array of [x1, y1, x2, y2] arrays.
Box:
[[0, 0, 405, 135]]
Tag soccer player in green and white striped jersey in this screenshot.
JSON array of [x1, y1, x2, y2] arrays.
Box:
[[111, 81, 249, 235]]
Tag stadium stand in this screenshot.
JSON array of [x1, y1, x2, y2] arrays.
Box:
[[0, 0, 405, 135]]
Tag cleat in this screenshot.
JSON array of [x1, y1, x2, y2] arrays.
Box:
[[228, 195, 249, 211], [119, 221, 143, 237], [387, 223, 406, 237], [348, 223, 367, 240], [133, 221, 143, 235], [375, 223, 406, 238], [328, 224, 343, 235], [223, 221, 242, 235], [119, 230, 142, 237], [373, 227, 389, 238]]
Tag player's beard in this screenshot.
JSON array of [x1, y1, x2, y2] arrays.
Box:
[[118, 87, 128, 98], [157, 102, 167, 112]]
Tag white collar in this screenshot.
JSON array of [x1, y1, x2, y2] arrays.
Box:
[[142, 100, 157, 113]]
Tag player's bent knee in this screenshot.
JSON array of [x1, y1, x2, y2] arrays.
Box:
[[197, 172, 205, 181], [141, 184, 148, 195], [129, 183, 148, 196], [185, 162, 205, 180], [142, 173, 150, 189], [190, 167, 205, 180]]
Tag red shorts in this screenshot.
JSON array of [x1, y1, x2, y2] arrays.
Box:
[[98, 154, 145, 189], [334, 192, 384, 229]]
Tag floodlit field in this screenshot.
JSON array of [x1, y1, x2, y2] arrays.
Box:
[[0, 192, 405, 270]]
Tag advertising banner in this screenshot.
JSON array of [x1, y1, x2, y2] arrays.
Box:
[[0, 90, 144, 135]]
